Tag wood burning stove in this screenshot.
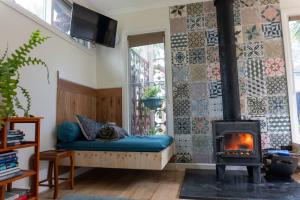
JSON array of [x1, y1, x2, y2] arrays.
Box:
[[213, 0, 263, 183], [213, 121, 262, 183]]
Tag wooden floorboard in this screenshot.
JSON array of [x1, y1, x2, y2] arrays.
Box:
[[39, 169, 185, 200], [39, 168, 300, 200]]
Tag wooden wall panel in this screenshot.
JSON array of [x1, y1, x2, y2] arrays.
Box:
[[56, 78, 97, 125], [56, 74, 122, 127], [96, 88, 122, 126]]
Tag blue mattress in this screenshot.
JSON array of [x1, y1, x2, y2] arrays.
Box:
[[56, 135, 173, 152]]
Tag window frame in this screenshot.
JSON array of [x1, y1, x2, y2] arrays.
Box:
[[5, 0, 94, 52], [281, 8, 300, 144]]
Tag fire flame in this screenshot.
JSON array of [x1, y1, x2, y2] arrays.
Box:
[[224, 133, 254, 151]]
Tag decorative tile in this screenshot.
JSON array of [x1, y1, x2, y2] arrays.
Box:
[[170, 5, 187, 18], [173, 99, 191, 117], [170, 18, 187, 34], [260, 132, 271, 149], [203, 1, 216, 13], [172, 65, 189, 82], [240, 97, 247, 114], [205, 13, 217, 29], [260, 0, 279, 5], [209, 97, 223, 120], [192, 117, 210, 134], [262, 22, 282, 39], [241, 7, 261, 25], [191, 82, 208, 100], [171, 33, 188, 48], [174, 118, 191, 135], [206, 30, 219, 47], [239, 78, 248, 98], [175, 134, 193, 163], [189, 48, 206, 64], [240, 0, 258, 7], [236, 44, 244, 60], [208, 63, 221, 81], [173, 81, 190, 99], [209, 81, 222, 98], [187, 15, 205, 32], [175, 153, 193, 163], [190, 64, 207, 82], [268, 115, 291, 134], [247, 97, 267, 115], [264, 58, 285, 77], [266, 76, 287, 95], [234, 9, 242, 26], [243, 42, 264, 58], [246, 58, 264, 80], [188, 31, 206, 48], [263, 39, 284, 58], [187, 2, 203, 16], [250, 116, 268, 132], [268, 96, 289, 115], [172, 48, 188, 65], [192, 98, 209, 117], [243, 24, 263, 42], [192, 134, 214, 163], [235, 26, 243, 44], [207, 46, 220, 63], [270, 133, 292, 149], [261, 4, 280, 23], [245, 58, 266, 96]]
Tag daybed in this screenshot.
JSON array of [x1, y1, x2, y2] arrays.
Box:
[[56, 73, 174, 170]]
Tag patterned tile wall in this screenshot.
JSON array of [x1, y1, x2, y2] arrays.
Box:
[[169, 0, 291, 163]]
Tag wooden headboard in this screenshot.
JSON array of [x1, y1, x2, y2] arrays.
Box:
[[56, 73, 122, 126]]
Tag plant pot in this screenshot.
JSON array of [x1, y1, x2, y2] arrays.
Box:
[[141, 97, 164, 110]]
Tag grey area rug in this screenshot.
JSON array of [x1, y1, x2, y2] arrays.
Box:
[[60, 194, 132, 200]]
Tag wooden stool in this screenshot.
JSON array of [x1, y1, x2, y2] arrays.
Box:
[[39, 150, 74, 199]]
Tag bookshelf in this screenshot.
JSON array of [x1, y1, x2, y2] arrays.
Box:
[[0, 117, 42, 200]]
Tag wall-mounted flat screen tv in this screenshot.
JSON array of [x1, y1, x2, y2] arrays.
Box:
[[70, 3, 118, 48]]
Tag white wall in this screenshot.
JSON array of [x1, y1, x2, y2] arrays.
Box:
[[281, 0, 300, 9], [0, 1, 97, 188]]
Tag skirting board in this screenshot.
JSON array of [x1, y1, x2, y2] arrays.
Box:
[[165, 163, 246, 171], [60, 143, 174, 170]]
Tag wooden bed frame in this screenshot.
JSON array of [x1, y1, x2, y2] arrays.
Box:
[[56, 72, 174, 170]]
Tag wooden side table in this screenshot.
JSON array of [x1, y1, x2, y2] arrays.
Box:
[[39, 150, 74, 199]]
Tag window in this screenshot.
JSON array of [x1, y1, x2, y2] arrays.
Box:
[[286, 15, 300, 143], [128, 32, 167, 136], [14, 0, 91, 48], [14, 0, 51, 23]]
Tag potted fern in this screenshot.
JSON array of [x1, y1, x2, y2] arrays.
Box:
[[141, 86, 164, 110], [0, 30, 49, 124]]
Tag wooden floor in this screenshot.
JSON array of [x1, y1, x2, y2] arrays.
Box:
[[39, 169, 185, 200], [39, 169, 300, 200]]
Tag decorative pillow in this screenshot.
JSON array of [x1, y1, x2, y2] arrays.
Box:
[[57, 121, 83, 143], [75, 115, 103, 140], [97, 124, 129, 141]]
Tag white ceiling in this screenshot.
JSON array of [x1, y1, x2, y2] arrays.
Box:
[[85, 0, 202, 16]]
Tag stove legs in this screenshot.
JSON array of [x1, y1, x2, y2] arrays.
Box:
[[216, 165, 226, 180], [217, 165, 261, 183], [247, 166, 261, 184]]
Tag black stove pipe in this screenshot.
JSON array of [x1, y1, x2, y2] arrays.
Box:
[[214, 0, 241, 121]]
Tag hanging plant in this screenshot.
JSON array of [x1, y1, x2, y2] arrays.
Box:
[[0, 30, 49, 124], [141, 86, 164, 110]]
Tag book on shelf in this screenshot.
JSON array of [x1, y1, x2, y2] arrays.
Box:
[[0, 167, 21, 177], [0, 170, 23, 181], [5, 188, 29, 200], [0, 162, 18, 171]]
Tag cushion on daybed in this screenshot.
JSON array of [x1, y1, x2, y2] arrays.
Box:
[[57, 121, 83, 143], [75, 115, 103, 140], [57, 135, 173, 152], [97, 124, 129, 141]]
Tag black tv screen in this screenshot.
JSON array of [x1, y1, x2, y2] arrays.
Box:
[[70, 3, 118, 48]]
